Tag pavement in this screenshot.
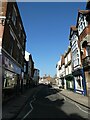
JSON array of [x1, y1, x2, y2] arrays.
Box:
[[2, 84, 90, 120], [60, 89, 90, 109], [52, 85, 90, 109], [2, 86, 42, 120]]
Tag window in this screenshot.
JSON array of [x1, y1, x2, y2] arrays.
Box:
[[9, 30, 14, 56], [17, 42, 20, 49], [16, 46, 19, 62], [76, 76, 83, 90], [18, 23, 22, 38], [3, 70, 17, 88], [10, 29, 15, 40], [12, 5, 17, 26], [78, 14, 87, 35], [77, 78, 81, 88]]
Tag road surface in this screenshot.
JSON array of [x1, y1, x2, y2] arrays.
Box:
[[16, 84, 89, 120]]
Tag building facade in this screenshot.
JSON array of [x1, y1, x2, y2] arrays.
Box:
[[59, 55, 65, 89], [64, 46, 74, 91], [56, 1, 90, 96], [69, 26, 86, 95], [76, 10, 90, 96], [25, 51, 34, 88], [56, 59, 61, 86], [0, 1, 26, 97], [33, 68, 40, 86]]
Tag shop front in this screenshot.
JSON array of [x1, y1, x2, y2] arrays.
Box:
[[65, 74, 74, 91], [72, 68, 86, 95], [2, 53, 22, 99], [60, 76, 65, 89]]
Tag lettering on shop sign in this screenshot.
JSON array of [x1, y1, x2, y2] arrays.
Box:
[[2, 55, 21, 74]]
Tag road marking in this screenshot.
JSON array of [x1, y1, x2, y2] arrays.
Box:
[[65, 97, 90, 115], [21, 96, 36, 120], [75, 103, 90, 115], [58, 93, 90, 115]]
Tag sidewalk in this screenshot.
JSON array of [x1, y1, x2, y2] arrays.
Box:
[[2, 86, 41, 120], [59, 88, 90, 109]]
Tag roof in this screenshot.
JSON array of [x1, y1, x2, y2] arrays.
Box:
[[70, 26, 77, 31], [78, 10, 90, 14], [47, 76, 52, 81], [76, 9, 90, 28]]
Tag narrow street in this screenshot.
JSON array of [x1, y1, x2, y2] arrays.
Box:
[[15, 84, 89, 120], [1, 1, 90, 120]]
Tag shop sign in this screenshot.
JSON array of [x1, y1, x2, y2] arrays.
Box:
[[2, 55, 21, 74]]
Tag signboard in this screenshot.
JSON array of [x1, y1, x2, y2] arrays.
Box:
[[2, 54, 21, 74]]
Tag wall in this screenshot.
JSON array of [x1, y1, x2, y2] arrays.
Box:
[[85, 71, 90, 96]]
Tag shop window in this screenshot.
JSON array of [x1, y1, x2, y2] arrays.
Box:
[[3, 71, 17, 88], [77, 79, 81, 88], [76, 76, 83, 90]]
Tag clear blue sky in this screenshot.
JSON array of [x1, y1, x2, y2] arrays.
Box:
[[17, 2, 86, 77]]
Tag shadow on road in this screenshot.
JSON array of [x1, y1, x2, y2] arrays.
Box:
[[27, 84, 88, 120], [3, 84, 89, 120]]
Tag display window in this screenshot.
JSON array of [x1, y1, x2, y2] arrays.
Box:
[[75, 75, 83, 90], [3, 70, 17, 88]]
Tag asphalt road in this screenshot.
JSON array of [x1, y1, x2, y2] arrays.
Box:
[[16, 84, 89, 120]]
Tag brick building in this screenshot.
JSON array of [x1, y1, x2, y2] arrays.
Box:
[[0, 1, 26, 97]]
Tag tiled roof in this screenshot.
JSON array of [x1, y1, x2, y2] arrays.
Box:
[[70, 26, 77, 31], [78, 10, 90, 14]]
